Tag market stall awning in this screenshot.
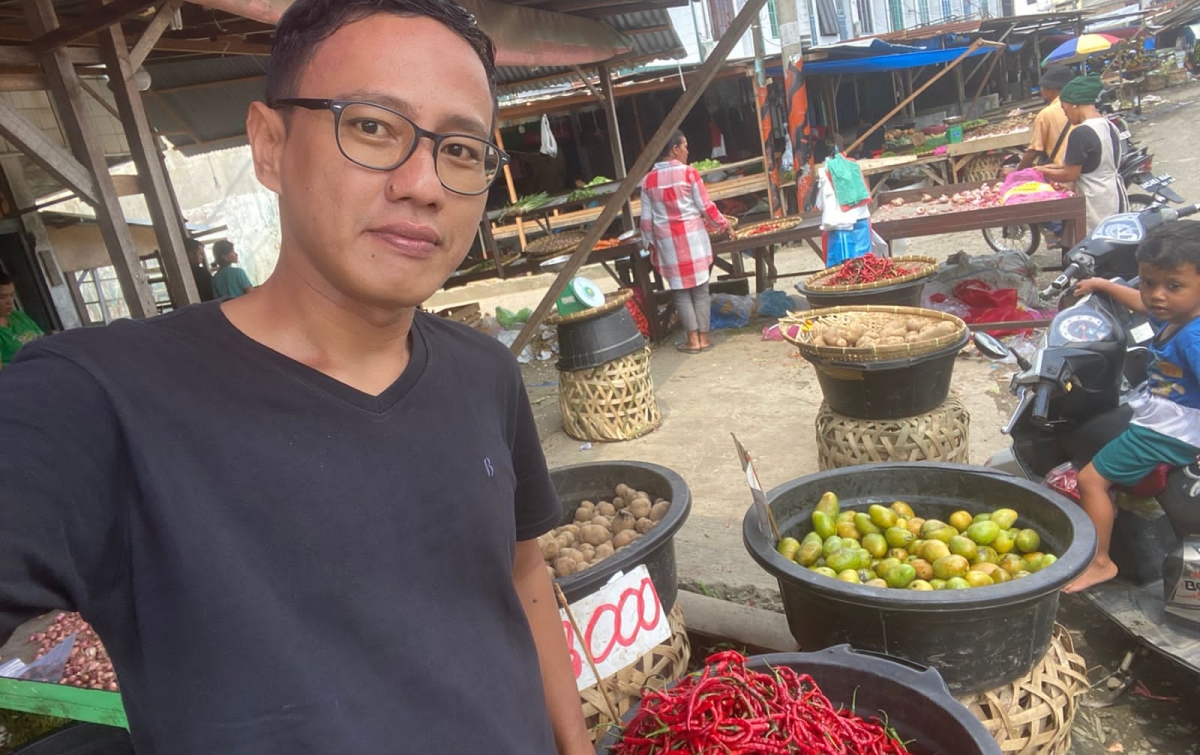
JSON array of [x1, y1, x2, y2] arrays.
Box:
[[797, 45, 991, 75], [1183, 22, 1200, 46], [190, 0, 641, 67]]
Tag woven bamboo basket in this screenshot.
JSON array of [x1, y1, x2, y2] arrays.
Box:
[[963, 153, 1005, 183], [582, 603, 690, 743], [957, 625, 1088, 755], [780, 305, 968, 363], [525, 230, 588, 259], [816, 394, 970, 469], [803, 255, 939, 293], [547, 289, 633, 326], [736, 216, 801, 240], [560, 347, 661, 442]]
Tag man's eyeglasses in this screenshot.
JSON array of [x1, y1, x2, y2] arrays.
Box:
[[268, 98, 507, 196]]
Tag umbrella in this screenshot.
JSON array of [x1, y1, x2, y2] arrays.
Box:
[[1043, 33, 1122, 66]]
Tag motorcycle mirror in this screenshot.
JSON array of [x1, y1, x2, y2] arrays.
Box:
[[973, 331, 1011, 360]]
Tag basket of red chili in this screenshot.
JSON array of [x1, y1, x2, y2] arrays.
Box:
[[595, 646, 1000, 755], [799, 255, 938, 309]]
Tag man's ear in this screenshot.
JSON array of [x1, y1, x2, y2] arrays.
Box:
[[246, 101, 285, 195]]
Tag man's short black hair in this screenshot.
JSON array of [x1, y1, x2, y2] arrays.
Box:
[[213, 240, 235, 263], [265, 0, 498, 106], [1137, 221, 1200, 271]]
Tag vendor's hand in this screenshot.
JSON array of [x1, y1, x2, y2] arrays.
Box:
[[999, 166, 1015, 177], [1073, 278, 1109, 297], [722, 225, 734, 239]]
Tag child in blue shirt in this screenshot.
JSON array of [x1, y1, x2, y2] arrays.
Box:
[[1067, 221, 1200, 593]]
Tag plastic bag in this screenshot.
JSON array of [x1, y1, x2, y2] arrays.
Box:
[[539, 114, 558, 158], [1044, 462, 1081, 503], [0, 633, 75, 683], [709, 293, 754, 330], [756, 290, 797, 319], [495, 306, 532, 330]]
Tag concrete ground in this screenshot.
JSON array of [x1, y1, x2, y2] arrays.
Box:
[[432, 83, 1200, 753]]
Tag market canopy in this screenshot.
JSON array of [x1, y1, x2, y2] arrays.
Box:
[[799, 45, 991, 76]]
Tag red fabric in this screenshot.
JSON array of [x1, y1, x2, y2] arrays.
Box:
[[625, 289, 651, 338], [952, 281, 1039, 336]]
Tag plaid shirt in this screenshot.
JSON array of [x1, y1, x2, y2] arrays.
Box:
[[639, 160, 728, 289]]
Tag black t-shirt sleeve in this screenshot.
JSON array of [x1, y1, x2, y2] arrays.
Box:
[[510, 381, 561, 541], [1064, 126, 1102, 173], [0, 345, 128, 641]]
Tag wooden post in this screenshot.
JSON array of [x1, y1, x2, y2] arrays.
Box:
[[509, 0, 773, 355], [954, 64, 966, 117], [97, 12, 198, 307], [493, 126, 527, 251], [598, 64, 633, 232], [21, 0, 157, 318], [846, 41, 985, 156], [0, 99, 98, 204], [752, 20, 782, 218], [904, 69, 916, 118], [0, 155, 82, 329], [630, 94, 647, 154]]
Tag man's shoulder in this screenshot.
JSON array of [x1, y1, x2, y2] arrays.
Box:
[[26, 303, 219, 368], [415, 310, 519, 371]]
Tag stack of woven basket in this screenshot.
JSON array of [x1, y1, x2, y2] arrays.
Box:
[[779, 305, 972, 469], [552, 290, 660, 442]]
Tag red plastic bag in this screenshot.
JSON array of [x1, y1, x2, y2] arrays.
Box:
[[1044, 462, 1081, 503], [952, 280, 1038, 336], [625, 288, 651, 338]]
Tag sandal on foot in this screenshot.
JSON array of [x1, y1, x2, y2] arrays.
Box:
[[676, 343, 703, 354]]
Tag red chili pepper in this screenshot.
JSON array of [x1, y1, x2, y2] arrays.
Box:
[[612, 651, 913, 755]]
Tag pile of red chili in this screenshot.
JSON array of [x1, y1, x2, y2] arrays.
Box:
[[613, 651, 911, 755], [822, 254, 910, 287]]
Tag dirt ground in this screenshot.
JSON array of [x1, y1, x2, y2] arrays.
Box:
[[430, 83, 1200, 751]]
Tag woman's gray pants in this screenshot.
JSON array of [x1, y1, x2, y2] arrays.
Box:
[[672, 282, 711, 333]]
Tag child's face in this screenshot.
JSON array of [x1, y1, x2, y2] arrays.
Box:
[[1138, 261, 1200, 324]]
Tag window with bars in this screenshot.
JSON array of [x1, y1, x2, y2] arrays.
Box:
[[856, 0, 874, 33], [767, 0, 780, 37], [941, 0, 952, 19], [73, 257, 174, 325], [888, 0, 904, 31], [980, 0, 989, 16], [918, 0, 931, 25]]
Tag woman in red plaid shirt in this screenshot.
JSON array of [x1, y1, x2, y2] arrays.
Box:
[[640, 131, 731, 353]]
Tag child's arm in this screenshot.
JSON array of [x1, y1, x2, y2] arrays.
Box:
[[1074, 277, 1147, 314]]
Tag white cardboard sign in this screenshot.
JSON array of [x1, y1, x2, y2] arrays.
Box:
[[560, 565, 670, 691]]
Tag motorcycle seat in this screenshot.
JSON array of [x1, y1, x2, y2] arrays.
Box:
[[1114, 463, 1171, 497]]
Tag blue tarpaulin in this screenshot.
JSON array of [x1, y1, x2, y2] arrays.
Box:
[[799, 45, 991, 75]]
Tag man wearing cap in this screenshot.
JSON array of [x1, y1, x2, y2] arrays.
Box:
[[1043, 74, 1127, 234], [1017, 65, 1075, 170]]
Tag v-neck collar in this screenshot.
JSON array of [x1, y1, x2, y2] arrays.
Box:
[[205, 301, 429, 414]]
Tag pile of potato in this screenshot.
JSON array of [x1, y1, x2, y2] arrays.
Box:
[[541, 483, 671, 578], [813, 316, 957, 348]]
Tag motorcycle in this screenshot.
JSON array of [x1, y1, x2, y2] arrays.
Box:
[[974, 188, 1200, 683]]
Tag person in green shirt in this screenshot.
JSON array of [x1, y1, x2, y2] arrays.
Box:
[[0, 272, 44, 366], [210, 240, 255, 299]]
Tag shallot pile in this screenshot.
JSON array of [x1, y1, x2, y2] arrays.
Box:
[[28, 612, 118, 691], [876, 183, 1007, 221]]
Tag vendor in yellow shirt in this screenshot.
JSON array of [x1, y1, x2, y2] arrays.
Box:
[[0, 271, 44, 366], [1017, 66, 1074, 170]]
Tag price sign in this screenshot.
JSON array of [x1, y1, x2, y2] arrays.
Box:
[[560, 565, 670, 691]]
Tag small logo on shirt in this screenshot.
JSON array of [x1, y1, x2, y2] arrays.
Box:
[[483, 457, 495, 478]]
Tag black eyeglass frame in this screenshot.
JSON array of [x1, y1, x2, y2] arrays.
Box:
[[268, 97, 508, 196]]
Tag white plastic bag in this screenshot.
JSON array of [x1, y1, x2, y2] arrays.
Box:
[[540, 115, 558, 158]]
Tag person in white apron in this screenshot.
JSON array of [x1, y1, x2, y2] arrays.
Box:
[[1042, 74, 1127, 235]]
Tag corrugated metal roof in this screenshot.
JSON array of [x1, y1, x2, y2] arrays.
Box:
[[145, 56, 269, 92]]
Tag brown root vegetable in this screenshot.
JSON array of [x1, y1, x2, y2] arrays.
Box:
[[635, 517, 656, 534], [628, 498, 652, 519], [834, 338, 849, 347], [649, 501, 671, 522], [934, 321, 958, 337], [541, 538, 561, 560], [553, 557, 578, 577], [612, 530, 638, 549], [574, 507, 593, 523], [846, 323, 866, 343], [596, 501, 617, 518], [578, 543, 595, 561], [904, 331, 920, 343], [559, 547, 584, 564], [615, 483, 635, 500], [594, 542, 615, 561], [905, 317, 924, 332], [579, 524, 611, 546], [590, 515, 612, 531], [562, 523, 580, 536], [555, 530, 577, 547], [612, 510, 638, 534]]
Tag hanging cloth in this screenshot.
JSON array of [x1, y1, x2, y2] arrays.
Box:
[[540, 114, 558, 158], [710, 121, 727, 159]]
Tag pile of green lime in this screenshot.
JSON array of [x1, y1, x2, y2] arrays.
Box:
[[775, 492, 1056, 590]]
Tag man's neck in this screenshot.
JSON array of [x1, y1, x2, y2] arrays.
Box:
[[220, 263, 416, 397]]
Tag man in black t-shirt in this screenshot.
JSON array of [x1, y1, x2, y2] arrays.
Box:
[[185, 237, 215, 302], [0, 2, 590, 754]]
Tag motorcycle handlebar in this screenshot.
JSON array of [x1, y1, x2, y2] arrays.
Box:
[[1030, 381, 1053, 427], [1177, 204, 1199, 218], [1042, 262, 1081, 298]]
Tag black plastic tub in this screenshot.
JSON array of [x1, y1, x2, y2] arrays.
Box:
[[803, 328, 968, 419], [556, 305, 645, 372], [550, 462, 690, 612], [799, 274, 932, 309], [595, 645, 1001, 755], [742, 463, 1097, 695]]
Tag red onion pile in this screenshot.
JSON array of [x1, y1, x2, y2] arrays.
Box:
[[28, 612, 118, 691]]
